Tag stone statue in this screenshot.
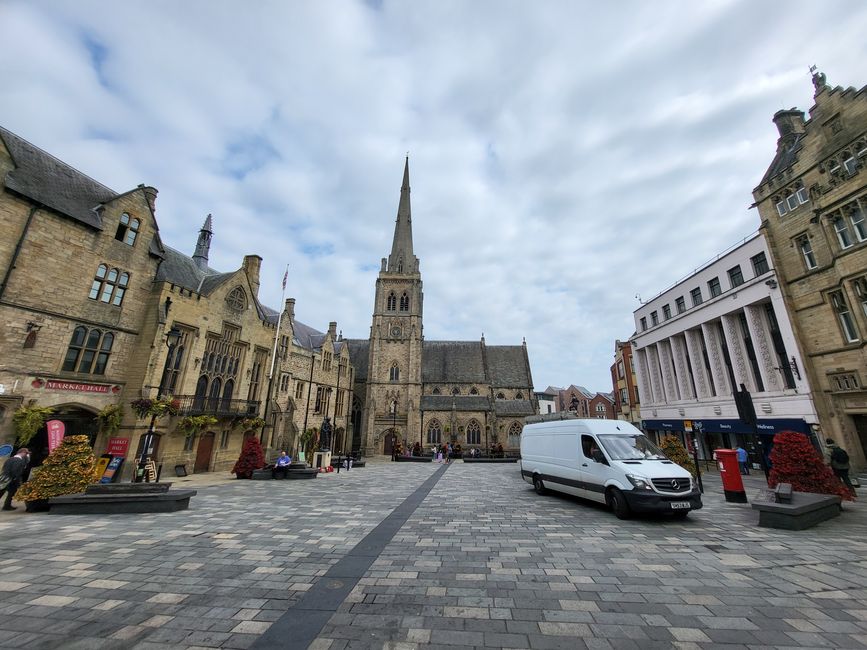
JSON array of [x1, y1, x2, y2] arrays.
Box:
[[319, 417, 333, 451]]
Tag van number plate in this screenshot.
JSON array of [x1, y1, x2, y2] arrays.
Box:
[[670, 502, 691, 509]]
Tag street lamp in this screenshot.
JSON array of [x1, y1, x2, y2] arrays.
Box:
[[391, 399, 398, 460], [136, 322, 182, 482]]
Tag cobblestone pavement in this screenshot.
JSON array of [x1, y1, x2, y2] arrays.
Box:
[[0, 461, 866, 649]]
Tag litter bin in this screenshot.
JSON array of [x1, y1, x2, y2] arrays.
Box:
[[716, 448, 747, 503]]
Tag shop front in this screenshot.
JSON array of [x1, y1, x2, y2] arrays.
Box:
[[641, 417, 815, 469]]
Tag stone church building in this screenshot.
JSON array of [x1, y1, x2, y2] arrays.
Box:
[[347, 161, 536, 455]]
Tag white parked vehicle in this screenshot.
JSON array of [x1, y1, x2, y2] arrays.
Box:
[[520, 416, 702, 519]]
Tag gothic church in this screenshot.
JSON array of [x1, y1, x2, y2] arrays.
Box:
[[347, 160, 536, 455]]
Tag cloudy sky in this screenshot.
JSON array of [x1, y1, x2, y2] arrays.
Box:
[[2, 1, 866, 393]]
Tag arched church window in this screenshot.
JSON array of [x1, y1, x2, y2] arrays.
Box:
[[432, 387, 441, 395], [397, 258, 403, 273], [451, 387, 460, 396], [226, 286, 246, 312], [508, 421, 523, 445], [427, 419, 442, 445], [515, 392, 523, 400], [387, 292, 396, 311], [496, 392, 505, 400], [469, 387, 479, 395], [400, 292, 409, 311], [466, 420, 481, 445], [389, 362, 400, 382]]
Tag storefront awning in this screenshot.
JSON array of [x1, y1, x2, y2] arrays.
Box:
[[641, 418, 811, 436]]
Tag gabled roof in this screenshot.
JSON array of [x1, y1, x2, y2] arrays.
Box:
[[293, 320, 326, 350], [486, 345, 531, 387], [0, 125, 116, 229], [345, 339, 370, 381], [422, 341, 486, 383]]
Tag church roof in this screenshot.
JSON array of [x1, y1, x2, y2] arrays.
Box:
[[422, 341, 486, 382], [494, 399, 535, 416], [0, 125, 117, 229], [486, 345, 532, 387], [421, 395, 490, 412], [345, 339, 370, 380]]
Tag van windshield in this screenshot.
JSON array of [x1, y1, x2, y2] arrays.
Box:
[[597, 434, 666, 460]]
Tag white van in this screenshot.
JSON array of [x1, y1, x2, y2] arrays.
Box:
[[520, 416, 702, 519]]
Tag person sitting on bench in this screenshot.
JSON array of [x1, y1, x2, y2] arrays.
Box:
[[272, 451, 292, 478]]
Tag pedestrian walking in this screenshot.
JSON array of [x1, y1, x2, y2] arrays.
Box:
[[0, 448, 30, 511], [826, 438, 856, 496], [736, 446, 750, 475]]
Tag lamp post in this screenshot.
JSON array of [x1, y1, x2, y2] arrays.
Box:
[[137, 320, 182, 482], [391, 399, 398, 460]]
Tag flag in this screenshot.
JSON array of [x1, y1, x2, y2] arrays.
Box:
[[282, 267, 288, 291]]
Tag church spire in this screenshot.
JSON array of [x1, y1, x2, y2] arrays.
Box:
[[193, 214, 213, 270], [387, 157, 416, 274]]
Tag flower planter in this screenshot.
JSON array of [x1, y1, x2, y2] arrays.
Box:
[[25, 499, 50, 513]]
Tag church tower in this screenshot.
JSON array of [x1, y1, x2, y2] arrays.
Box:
[[362, 158, 424, 454]]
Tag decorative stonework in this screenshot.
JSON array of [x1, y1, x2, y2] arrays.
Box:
[[722, 314, 750, 391], [684, 329, 708, 398], [746, 304, 780, 392], [702, 322, 728, 395], [658, 340, 676, 401], [671, 335, 693, 400]]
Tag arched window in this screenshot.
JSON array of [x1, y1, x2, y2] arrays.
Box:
[[208, 377, 222, 410], [222, 378, 234, 403], [89, 265, 129, 306], [400, 292, 409, 311], [62, 326, 114, 374], [466, 420, 481, 445], [427, 419, 442, 445], [163, 343, 185, 395], [469, 387, 479, 395], [515, 392, 523, 400], [508, 421, 522, 445], [451, 387, 460, 396], [496, 392, 505, 400], [389, 362, 400, 382], [387, 292, 396, 311], [432, 387, 441, 395], [397, 258, 404, 273], [226, 286, 246, 312], [115, 213, 139, 246], [194, 375, 208, 409]]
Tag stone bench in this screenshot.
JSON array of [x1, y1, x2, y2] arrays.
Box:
[[49, 483, 196, 514], [252, 467, 318, 480], [751, 488, 842, 530]]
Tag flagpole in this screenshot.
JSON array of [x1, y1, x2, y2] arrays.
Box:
[[262, 265, 288, 447]]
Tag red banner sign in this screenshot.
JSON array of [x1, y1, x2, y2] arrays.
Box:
[[47, 420, 65, 453], [43, 380, 111, 393], [106, 437, 130, 457]]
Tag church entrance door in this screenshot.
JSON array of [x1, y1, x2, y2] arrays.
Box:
[[383, 432, 396, 455]]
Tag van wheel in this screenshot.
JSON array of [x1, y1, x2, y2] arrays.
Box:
[[533, 475, 547, 495], [607, 488, 631, 520]]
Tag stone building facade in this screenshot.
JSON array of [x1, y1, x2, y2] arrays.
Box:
[[753, 72, 867, 466], [0, 125, 351, 476], [347, 160, 536, 455], [610, 340, 641, 427]]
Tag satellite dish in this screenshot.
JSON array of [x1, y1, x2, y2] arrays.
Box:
[[0, 444, 13, 457]]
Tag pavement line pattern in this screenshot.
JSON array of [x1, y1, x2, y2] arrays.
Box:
[[251, 462, 449, 649]]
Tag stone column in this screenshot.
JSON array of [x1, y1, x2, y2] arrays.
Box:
[[657, 339, 680, 401], [701, 321, 731, 396], [744, 303, 781, 393], [721, 312, 753, 392], [684, 328, 712, 398], [670, 334, 695, 400], [635, 348, 654, 407], [647, 345, 666, 404]]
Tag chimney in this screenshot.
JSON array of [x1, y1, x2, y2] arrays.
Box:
[[772, 109, 805, 149], [285, 298, 295, 323], [138, 184, 158, 213], [328, 321, 337, 338], [242, 255, 262, 298]]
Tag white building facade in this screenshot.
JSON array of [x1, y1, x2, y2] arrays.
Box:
[[631, 233, 818, 467]]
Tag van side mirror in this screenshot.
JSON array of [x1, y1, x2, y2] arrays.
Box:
[[591, 450, 606, 464]]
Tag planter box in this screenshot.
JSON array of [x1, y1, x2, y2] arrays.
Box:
[[48, 489, 197, 514], [394, 456, 432, 463], [751, 490, 842, 530]]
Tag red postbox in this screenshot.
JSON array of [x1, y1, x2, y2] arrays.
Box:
[[716, 449, 747, 503]]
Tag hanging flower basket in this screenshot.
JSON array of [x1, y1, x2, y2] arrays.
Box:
[[13, 403, 54, 446], [177, 415, 218, 438], [130, 397, 180, 420], [96, 404, 124, 436]]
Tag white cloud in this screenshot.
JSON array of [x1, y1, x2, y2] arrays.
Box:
[[2, 0, 867, 392]]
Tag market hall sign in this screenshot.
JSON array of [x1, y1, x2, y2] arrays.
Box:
[[35, 379, 117, 393]]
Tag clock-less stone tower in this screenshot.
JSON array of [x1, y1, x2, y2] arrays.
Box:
[[363, 158, 424, 452]]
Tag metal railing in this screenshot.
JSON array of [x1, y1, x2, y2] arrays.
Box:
[[174, 395, 261, 418]]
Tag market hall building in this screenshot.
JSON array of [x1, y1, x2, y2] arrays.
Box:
[[346, 160, 536, 456]]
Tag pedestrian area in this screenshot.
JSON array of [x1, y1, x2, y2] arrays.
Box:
[[1, 462, 867, 649]]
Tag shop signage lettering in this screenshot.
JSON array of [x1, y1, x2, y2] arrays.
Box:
[[44, 380, 111, 393], [107, 437, 130, 457]]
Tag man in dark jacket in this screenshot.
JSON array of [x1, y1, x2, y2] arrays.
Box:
[[0, 448, 30, 511], [826, 438, 856, 496]]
